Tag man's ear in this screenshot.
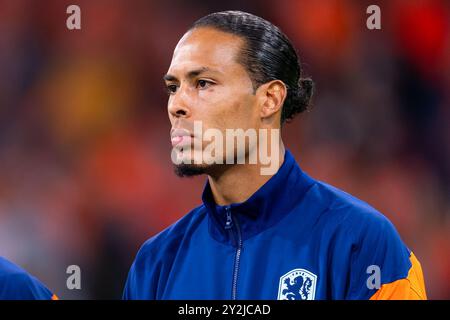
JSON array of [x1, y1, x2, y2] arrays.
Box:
[[256, 80, 287, 121]]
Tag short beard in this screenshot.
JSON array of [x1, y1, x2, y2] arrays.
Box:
[[173, 163, 208, 177]]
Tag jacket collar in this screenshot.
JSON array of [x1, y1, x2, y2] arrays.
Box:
[[201, 149, 316, 245]]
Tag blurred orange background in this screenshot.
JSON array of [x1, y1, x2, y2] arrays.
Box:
[[0, 0, 449, 299]]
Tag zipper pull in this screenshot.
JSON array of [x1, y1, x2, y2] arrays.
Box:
[[225, 206, 233, 229]]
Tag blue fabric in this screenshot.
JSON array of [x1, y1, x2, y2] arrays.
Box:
[[0, 257, 54, 300], [123, 150, 412, 300]]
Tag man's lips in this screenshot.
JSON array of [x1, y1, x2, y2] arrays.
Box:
[[171, 128, 193, 147], [171, 135, 192, 147]]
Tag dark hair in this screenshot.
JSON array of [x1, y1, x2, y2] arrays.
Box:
[[191, 11, 314, 124]]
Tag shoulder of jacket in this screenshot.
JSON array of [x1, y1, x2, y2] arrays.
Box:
[[311, 181, 401, 242], [134, 204, 207, 263]]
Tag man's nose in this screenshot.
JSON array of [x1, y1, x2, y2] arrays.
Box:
[[168, 88, 191, 118]]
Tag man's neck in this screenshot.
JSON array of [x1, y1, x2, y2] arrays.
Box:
[[207, 143, 285, 206]]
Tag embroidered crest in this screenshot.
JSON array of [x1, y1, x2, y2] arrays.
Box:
[[278, 268, 317, 300]]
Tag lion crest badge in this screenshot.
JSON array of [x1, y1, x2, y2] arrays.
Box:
[[278, 268, 317, 300]]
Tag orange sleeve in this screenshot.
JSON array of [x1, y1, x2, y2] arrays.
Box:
[[370, 252, 427, 300], [51, 294, 59, 300]]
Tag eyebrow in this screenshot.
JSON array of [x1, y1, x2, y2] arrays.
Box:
[[163, 67, 215, 82]]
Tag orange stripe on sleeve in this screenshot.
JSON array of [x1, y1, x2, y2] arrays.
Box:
[[370, 252, 427, 300]]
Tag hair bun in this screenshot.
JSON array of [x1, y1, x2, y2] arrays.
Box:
[[282, 77, 314, 122], [298, 78, 314, 109], [300, 78, 313, 96]]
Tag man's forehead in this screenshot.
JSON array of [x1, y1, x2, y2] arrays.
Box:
[[168, 28, 244, 75]]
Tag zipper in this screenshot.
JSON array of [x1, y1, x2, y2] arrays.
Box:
[[225, 206, 243, 300]]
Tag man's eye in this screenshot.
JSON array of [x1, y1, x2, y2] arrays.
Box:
[[197, 80, 212, 89], [166, 84, 178, 94]]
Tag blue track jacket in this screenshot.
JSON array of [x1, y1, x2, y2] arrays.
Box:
[[123, 150, 426, 300], [0, 256, 56, 300]]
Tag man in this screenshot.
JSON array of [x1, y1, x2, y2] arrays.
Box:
[[123, 11, 426, 300], [0, 256, 57, 300]]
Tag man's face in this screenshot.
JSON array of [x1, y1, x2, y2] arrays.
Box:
[[164, 27, 259, 176]]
